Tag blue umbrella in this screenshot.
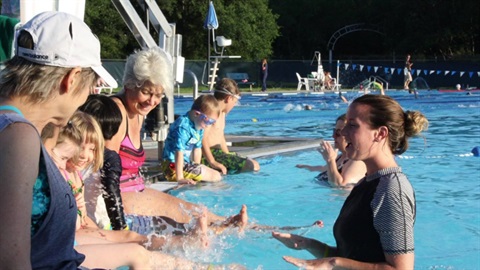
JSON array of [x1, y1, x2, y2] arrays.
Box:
[[204, 1, 218, 29]]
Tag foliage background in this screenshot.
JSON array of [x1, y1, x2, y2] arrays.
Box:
[[1, 0, 478, 61]]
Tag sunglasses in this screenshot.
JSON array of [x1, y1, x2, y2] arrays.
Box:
[[195, 111, 216, 125], [333, 128, 343, 137]]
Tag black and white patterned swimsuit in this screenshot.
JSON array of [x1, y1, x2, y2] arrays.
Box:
[[315, 155, 349, 182]]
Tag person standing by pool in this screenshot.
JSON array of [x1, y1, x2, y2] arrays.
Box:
[[404, 54, 413, 91], [274, 94, 428, 269], [202, 78, 260, 174], [0, 11, 110, 268], [106, 47, 248, 227], [296, 114, 366, 188], [261, 58, 268, 92]]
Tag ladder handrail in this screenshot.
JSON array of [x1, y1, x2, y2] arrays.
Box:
[[369, 75, 389, 90]]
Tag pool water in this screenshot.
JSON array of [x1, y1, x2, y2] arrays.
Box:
[[168, 90, 480, 269]]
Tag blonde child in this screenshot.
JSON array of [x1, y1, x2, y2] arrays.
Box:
[[48, 111, 245, 269]]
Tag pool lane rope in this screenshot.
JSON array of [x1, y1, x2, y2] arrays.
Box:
[[398, 146, 480, 159]]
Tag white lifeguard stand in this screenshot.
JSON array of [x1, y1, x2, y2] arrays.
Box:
[[205, 35, 240, 90], [203, 1, 240, 90]]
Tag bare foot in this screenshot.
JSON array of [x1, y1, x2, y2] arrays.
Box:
[[212, 205, 249, 234], [192, 208, 210, 249], [313, 220, 324, 227], [228, 204, 248, 232]]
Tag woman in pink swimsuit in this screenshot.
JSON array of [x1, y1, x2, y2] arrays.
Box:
[[106, 47, 247, 227]]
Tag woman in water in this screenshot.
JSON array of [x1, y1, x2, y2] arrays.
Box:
[[296, 114, 366, 188], [275, 94, 428, 269]]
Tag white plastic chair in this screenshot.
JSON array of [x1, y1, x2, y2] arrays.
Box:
[[296, 72, 308, 91]]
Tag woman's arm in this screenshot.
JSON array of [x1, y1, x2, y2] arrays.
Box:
[[283, 252, 414, 270], [0, 123, 42, 269], [341, 160, 367, 186], [105, 97, 127, 153], [100, 149, 128, 230], [272, 232, 337, 259], [319, 142, 345, 187], [295, 164, 326, 172]]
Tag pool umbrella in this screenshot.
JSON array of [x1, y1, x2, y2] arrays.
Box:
[[204, 1, 218, 58], [204, 1, 219, 30]]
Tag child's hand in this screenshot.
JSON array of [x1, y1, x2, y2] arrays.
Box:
[[178, 178, 197, 185]]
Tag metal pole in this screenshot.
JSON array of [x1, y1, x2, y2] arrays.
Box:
[[336, 60, 340, 91], [207, 29, 211, 89]]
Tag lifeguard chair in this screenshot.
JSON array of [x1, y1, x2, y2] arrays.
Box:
[[202, 1, 240, 90]]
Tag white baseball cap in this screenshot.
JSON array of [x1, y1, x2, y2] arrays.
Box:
[[15, 11, 111, 82]]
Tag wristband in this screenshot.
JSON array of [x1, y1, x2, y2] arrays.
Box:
[[323, 244, 329, 258]]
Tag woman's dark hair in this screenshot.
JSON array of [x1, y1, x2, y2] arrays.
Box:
[[351, 94, 428, 155], [78, 95, 122, 140]]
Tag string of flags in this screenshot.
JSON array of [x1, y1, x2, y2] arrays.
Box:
[[338, 62, 480, 78]]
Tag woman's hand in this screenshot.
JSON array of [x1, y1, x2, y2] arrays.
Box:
[[272, 232, 311, 250], [283, 256, 334, 270], [319, 141, 337, 163]]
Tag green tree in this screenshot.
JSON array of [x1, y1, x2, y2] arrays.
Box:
[[160, 0, 279, 60], [85, 0, 138, 59], [83, 0, 279, 60]]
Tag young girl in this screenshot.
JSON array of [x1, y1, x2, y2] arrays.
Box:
[[49, 111, 241, 269]]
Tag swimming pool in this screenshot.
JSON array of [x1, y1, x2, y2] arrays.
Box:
[[168, 90, 480, 269]]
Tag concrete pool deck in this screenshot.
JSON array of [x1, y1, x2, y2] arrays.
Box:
[[143, 135, 323, 192]]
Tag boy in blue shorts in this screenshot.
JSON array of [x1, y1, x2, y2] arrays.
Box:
[[161, 95, 223, 184], [202, 78, 260, 174]]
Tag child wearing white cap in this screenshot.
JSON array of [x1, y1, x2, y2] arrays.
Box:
[[0, 11, 110, 269]]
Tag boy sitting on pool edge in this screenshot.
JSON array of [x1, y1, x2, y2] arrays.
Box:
[[202, 78, 260, 174], [161, 95, 223, 184]]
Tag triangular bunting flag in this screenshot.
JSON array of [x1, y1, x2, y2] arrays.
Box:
[[391, 68, 395, 74], [384, 67, 389, 74], [423, 70, 428, 75], [374, 66, 379, 73], [416, 70, 421, 76], [429, 70, 435, 75], [460, 71, 465, 77], [477, 72, 480, 77], [345, 64, 349, 70], [360, 65, 364, 71], [436, 70, 441, 75], [352, 64, 357, 70], [398, 68, 403, 75], [445, 71, 450, 75], [451, 71, 456, 75], [367, 66, 372, 72], [469, 72, 473, 78]]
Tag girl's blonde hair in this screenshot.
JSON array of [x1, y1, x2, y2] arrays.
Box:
[[65, 111, 104, 171]]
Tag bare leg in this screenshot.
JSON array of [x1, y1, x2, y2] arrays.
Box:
[[77, 241, 241, 270], [142, 209, 210, 251], [121, 188, 225, 224], [76, 227, 147, 244], [241, 158, 260, 172]]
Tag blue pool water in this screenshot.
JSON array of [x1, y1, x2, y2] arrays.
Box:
[[168, 90, 480, 269]]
